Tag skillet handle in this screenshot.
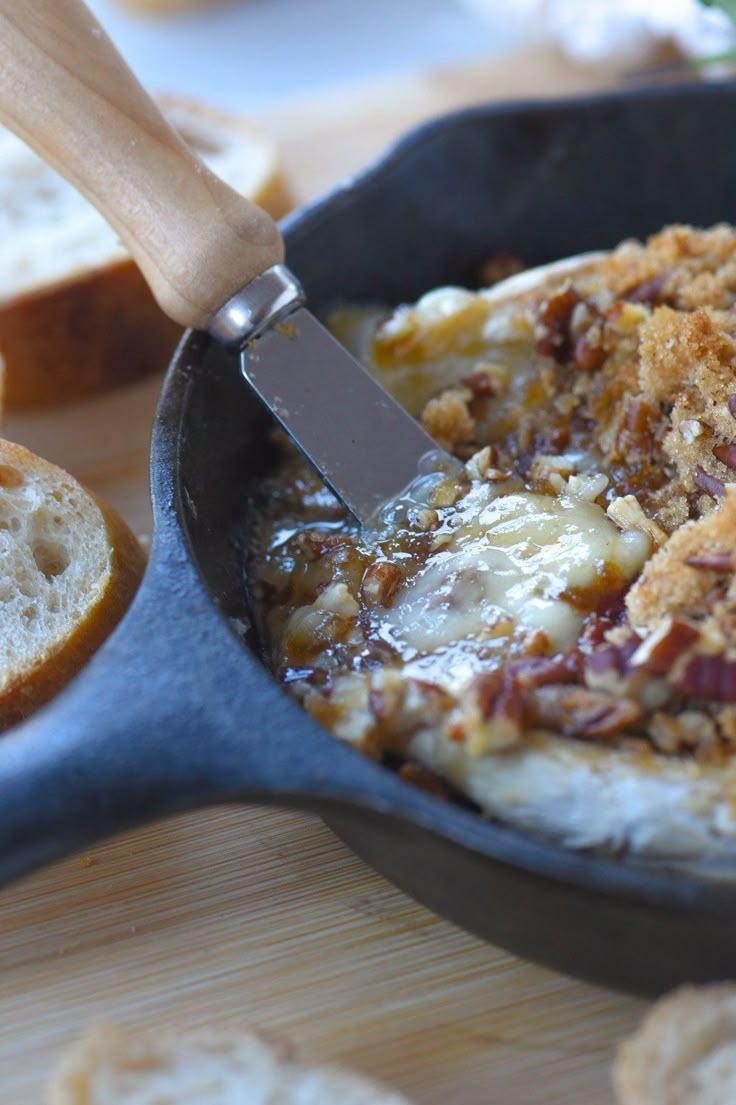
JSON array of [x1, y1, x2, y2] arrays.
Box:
[[0, 0, 283, 330], [0, 542, 328, 887]]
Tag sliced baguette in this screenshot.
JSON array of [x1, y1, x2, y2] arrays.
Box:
[[0, 95, 291, 409], [614, 984, 736, 1105], [0, 439, 145, 729], [48, 1022, 413, 1105]]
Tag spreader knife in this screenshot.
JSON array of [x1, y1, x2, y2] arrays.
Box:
[[0, 0, 445, 525]]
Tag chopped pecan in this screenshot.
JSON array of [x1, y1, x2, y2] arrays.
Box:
[[686, 551, 734, 572], [465, 444, 499, 480], [516, 628, 552, 658], [713, 442, 736, 470], [461, 370, 497, 398], [630, 618, 701, 676], [606, 494, 667, 547], [679, 418, 705, 444], [470, 671, 504, 718], [605, 300, 648, 329], [535, 424, 570, 452], [408, 506, 440, 532], [610, 399, 666, 496], [506, 651, 583, 689], [462, 673, 526, 754], [298, 530, 351, 560], [574, 332, 606, 373], [586, 643, 633, 676], [622, 396, 657, 437], [671, 653, 736, 701], [529, 685, 642, 738], [648, 709, 717, 754], [494, 686, 525, 728], [536, 286, 580, 363], [622, 272, 667, 304], [579, 602, 629, 650], [362, 561, 403, 607], [694, 465, 726, 500]]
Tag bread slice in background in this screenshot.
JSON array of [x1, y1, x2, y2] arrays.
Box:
[[48, 1022, 414, 1105], [614, 983, 736, 1105], [0, 95, 291, 409], [0, 439, 145, 729]]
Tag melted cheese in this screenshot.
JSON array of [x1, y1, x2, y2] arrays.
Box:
[[327, 255, 606, 420], [379, 486, 649, 689]]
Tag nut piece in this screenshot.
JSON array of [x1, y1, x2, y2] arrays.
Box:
[[465, 445, 496, 480], [686, 551, 733, 572], [607, 495, 667, 547], [630, 616, 700, 675], [314, 582, 359, 618], [566, 472, 608, 502], [671, 653, 736, 702], [529, 685, 642, 738], [694, 465, 726, 500], [679, 418, 704, 443], [714, 441, 736, 470], [362, 562, 403, 607]]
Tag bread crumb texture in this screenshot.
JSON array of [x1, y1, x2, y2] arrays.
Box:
[[0, 440, 144, 728], [48, 1022, 413, 1105], [614, 983, 736, 1105], [369, 224, 736, 536]]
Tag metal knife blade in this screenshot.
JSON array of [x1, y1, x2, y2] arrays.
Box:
[[241, 306, 449, 525]]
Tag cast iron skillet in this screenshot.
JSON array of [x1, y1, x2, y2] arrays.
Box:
[[2, 84, 736, 997]]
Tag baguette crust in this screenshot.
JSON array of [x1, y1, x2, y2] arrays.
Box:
[[0, 440, 145, 730], [0, 97, 291, 409], [614, 984, 736, 1105], [48, 1022, 413, 1105], [0, 261, 180, 408]]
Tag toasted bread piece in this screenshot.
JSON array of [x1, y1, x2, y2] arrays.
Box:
[[48, 1022, 413, 1105], [614, 984, 736, 1105], [0, 96, 291, 409], [0, 440, 145, 729]]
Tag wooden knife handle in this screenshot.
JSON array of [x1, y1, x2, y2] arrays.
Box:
[[0, 0, 284, 330]]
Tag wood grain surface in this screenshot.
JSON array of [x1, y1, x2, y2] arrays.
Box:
[[0, 46, 647, 1104]]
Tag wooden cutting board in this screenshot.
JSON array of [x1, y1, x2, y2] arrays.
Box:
[[0, 47, 648, 1104]]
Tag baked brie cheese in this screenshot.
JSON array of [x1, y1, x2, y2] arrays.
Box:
[[253, 225, 736, 872]]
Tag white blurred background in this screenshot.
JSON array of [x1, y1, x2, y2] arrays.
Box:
[[85, 0, 736, 114], [84, 0, 524, 111]]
